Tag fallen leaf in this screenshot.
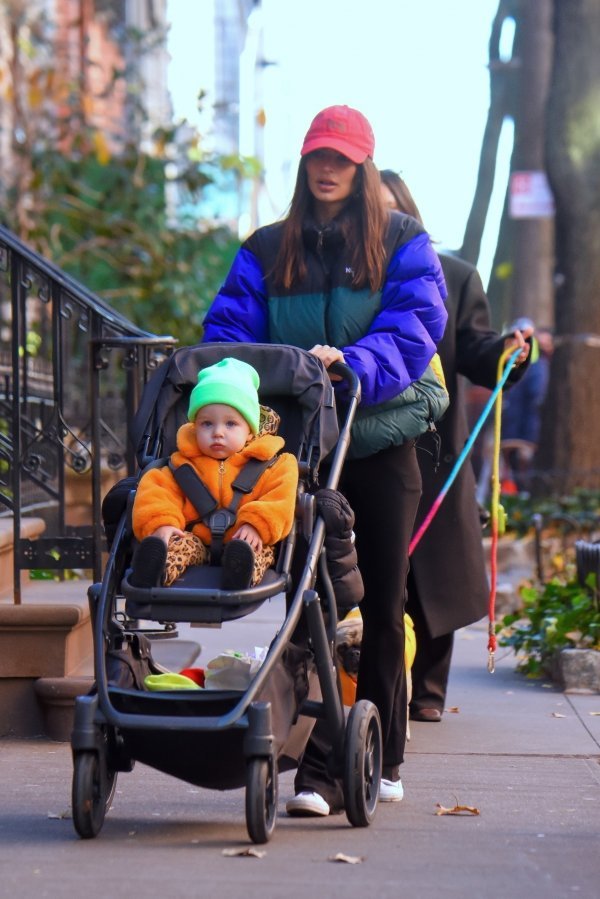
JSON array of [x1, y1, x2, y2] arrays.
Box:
[[435, 802, 480, 817], [47, 809, 71, 819], [444, 706, 460, 714], [329, 853, 363, 864], [551, 712, 567, 718], [222, 847, 266, 859]]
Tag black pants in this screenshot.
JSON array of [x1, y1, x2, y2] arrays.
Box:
[[406, 574, 454, 713], [295, 441, 422, 805]]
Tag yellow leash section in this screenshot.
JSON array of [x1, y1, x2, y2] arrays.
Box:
[[487, 346, 520, 672]]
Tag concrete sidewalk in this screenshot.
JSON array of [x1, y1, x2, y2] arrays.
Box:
[[1, 603, 599, 899]]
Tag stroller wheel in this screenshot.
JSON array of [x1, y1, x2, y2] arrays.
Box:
[[245, 756, 278, 844], [72, 750, 116, 839], [343, 699, 382, 827]]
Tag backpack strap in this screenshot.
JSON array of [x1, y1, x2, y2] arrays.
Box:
[[169, 455, 279, 563]]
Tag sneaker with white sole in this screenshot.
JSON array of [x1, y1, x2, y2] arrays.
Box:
[[286, 791, 330, 817], [379, 777, 404, 802]]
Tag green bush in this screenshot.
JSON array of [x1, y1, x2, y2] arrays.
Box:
[[497, 488, 600, 537], [499, 575, 600, 677]]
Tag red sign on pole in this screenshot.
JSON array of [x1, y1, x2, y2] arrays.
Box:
[[509, 171, 555, 219]]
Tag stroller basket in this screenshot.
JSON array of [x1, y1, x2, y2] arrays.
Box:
[[100, 636, 313, 791]]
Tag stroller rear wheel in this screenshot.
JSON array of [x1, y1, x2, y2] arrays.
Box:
[[343, 699, 382, 827], [245, 756, 278, 844], [72, 750, 117, 838]]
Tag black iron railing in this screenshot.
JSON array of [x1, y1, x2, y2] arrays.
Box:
[[0, 225, 176, 602]]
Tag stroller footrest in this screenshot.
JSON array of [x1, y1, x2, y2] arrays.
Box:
[[122, 568, 286, 624]]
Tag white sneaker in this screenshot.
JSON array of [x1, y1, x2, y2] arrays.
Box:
[[286, 791, 330, 817], [379, 777, 404, 802]]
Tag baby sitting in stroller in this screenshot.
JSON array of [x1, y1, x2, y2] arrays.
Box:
[[129, 357, 298, 591]]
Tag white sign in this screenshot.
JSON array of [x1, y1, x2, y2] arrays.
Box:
[[509, 171, 555, 219]]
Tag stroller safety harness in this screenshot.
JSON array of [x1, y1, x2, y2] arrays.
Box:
[[169, 455, 278, 563]]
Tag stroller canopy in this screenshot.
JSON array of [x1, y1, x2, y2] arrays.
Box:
[[130, 343, 340, 478]]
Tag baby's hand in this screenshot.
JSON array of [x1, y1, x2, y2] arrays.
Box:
[[152, 525, 186, 545], [232, 524, 263, 552]]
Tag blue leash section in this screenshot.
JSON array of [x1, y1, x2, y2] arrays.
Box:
[[450, 346, 521, 487], [409, 347, 522, 555]]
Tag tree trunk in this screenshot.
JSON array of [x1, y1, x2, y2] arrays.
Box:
[[485, 0, 554, 329], [509, 0, 554, 328], [535, 0, 600, 493], [485, 187, 512, 330], [460, 0, 517, 265]]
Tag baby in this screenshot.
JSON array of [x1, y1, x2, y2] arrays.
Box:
[[130, 357, 298, 590]]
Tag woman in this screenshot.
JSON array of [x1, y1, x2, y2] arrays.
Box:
[[380, 169, 531, 722], [203, 106, 448, 815]]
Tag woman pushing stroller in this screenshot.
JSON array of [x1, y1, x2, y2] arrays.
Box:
[[130, 356, 298, 591], [202, 105, 448, 813]]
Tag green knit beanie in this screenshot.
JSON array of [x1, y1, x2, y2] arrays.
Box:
[[187, 358, 260, 433]]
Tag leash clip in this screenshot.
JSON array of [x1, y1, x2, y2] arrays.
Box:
[[487, 650, 495, 674]]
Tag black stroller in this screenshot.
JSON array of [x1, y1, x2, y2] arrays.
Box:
[[71, 343, 382, 843]]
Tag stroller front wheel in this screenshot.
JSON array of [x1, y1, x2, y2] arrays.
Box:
[[245, 756, 278, 844], [343, 699, 382, 827], [72, 750, 116, 838]]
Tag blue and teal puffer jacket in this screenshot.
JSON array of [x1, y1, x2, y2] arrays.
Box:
[[203, 210, 448, 457]]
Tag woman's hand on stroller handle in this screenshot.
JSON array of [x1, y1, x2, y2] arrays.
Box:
[[309, 343, 345, 370]]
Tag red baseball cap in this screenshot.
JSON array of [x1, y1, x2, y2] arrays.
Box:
[[301, 105, 375, 164]]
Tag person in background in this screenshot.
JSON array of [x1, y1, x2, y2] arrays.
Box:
[[380, 169, 531, 722], [203, 106, 448, 814]]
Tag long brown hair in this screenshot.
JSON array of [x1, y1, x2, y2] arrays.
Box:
[[379, 169, 424, 224], [275, 156, 388, 292]]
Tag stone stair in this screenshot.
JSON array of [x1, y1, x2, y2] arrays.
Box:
[[1, 579, 91, 739], [0, 577, 201, 741]]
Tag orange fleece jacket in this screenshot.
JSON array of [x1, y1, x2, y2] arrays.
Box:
[[132, 422, 298, 547]]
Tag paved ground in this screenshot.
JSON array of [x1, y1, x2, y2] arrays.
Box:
[[1, 597, 599, 899]]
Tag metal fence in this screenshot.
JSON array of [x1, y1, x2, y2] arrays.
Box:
[[0, 225, 176, 602]]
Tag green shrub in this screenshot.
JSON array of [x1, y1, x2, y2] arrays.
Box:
[[497, 488, 600, 537], [499, 575, 600, 677]]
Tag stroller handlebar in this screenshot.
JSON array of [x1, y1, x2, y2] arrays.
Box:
[[327, 361, 361, 403], [322, 362, 361, 491]]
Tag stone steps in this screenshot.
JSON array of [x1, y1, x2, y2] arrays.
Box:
[[0, 579, 94, 738], [1, 578, 201, 741]]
